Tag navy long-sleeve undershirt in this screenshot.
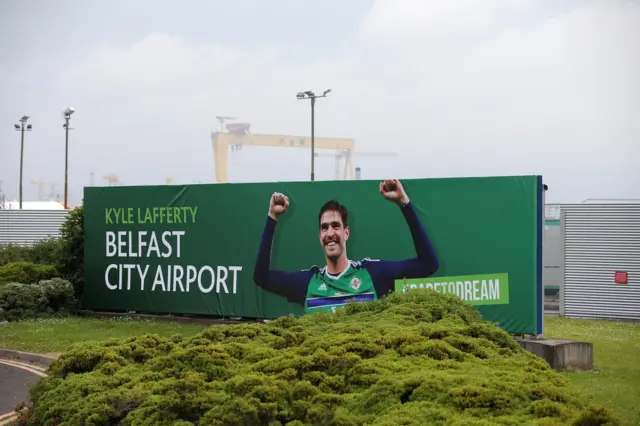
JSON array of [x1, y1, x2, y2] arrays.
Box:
[[253, 201, 439, 306]]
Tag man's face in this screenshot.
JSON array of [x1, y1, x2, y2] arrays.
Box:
[[319, 210, 350, 260]]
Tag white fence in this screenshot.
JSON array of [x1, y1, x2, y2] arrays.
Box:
[[0, 209, 69, 246]]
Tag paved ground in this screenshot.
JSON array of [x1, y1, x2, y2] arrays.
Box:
[[0, 360, 47, 423]]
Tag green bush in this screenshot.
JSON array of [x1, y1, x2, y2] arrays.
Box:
[[0, 238, 63, 266], [39, 278, 77, 313], [0, 283, 49, 321], [0, 261, 58, 285], [0, 279, 76, 322], [0, 203, 84, 302], [58, 203, 84, 301], [16, 290, 618, 426]]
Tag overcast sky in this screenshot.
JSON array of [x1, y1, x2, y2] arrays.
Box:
[[1, 0, 638, 206]]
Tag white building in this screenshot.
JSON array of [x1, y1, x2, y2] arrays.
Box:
[[3, 200, 69, 210]]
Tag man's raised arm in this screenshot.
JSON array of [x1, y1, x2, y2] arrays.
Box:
[[253, 192, 312, 306], [397, 199, 440, 275], [364, 179, 440, 297]]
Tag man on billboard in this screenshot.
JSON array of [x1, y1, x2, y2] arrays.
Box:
[[253, 179, 439, 313]]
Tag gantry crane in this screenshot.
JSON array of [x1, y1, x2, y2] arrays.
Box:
[[30, 178, 59, 201], [103, 173, 120, 186], [215, 116, 236, 133], [210, 119, 395, 183], [99, 173, 177, 186]]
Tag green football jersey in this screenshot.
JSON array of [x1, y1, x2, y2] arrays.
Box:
[[254, 202, 440, 315], [305, 260, 377, 313]]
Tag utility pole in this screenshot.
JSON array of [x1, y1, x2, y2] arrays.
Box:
[[62, 107, 75, 209], [14, 115, 32, 209], [297, 89, 331, 181], [0, 180, 5, 210], [311, 97, 315, 181]]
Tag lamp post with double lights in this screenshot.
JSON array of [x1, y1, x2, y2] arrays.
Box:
[[62, 107, 75, 209], [296, 89, 331, 182], [14, 115, 32, 209]]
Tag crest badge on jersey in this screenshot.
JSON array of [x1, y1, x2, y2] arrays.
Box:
[[350, 277, 362, 291]]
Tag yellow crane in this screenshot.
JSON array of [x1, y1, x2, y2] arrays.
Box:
[[210, 120, 395, 183], [30, 178, 59, 200], [103, 173, 120, 186], [100, 173, 176, 186]]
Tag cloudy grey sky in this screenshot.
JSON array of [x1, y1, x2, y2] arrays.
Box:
[[1, 0, 638, 206]]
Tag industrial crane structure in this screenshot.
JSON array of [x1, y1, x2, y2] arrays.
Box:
[[103, 173, 120, 186], [215, 116, 236, 133], [101, 173, 176, 186], [210, 119, 396, 183], [30, 178, 60, 201]]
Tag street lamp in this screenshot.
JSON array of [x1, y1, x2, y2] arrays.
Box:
[[296, 89, 331, 181], [14, 115, 32, 209], [62, 107, 75, 209]]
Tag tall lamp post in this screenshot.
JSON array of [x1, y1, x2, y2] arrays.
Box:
[[62, 107, 75, 209], [296, 89, 331, 181], [14, 115, 32, 209]]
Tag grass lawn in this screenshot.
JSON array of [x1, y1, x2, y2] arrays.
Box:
[[544, 316, 640, 426], [0, 315, 638, 424], [0, 316, 208, 356]]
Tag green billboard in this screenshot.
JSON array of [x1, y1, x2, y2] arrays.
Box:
[[83, 175, 544, 335]]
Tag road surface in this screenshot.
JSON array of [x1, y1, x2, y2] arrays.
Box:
[[0, 359, 47, 425]]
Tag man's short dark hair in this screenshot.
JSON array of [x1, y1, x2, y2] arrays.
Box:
[[319, 199, 348, 228]]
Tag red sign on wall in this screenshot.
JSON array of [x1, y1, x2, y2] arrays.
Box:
[[614, 271, 628, 285]]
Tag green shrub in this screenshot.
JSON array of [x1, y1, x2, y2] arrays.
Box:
[[0, 244, 31, 265], [0, 204, 85, 301], [16, 290, 618, 426], [0, 283, 49, 321], [0, 279, 76, 322], [0, 261, 58, 285], [39, 278, 77, 312], [0, 238, 63, 266], [58, 203, 84, 301]]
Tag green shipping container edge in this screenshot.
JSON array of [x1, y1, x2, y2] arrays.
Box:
[[82, 175, 544, 336]]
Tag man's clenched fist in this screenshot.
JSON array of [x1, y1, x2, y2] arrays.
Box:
[[268, 192, 289, 220], [379, 178, 410, 207]]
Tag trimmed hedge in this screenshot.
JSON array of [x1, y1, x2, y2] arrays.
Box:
[[15, 290, 617, 425]]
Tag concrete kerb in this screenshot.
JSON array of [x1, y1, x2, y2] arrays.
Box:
[[0, 349, 58, 368]]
